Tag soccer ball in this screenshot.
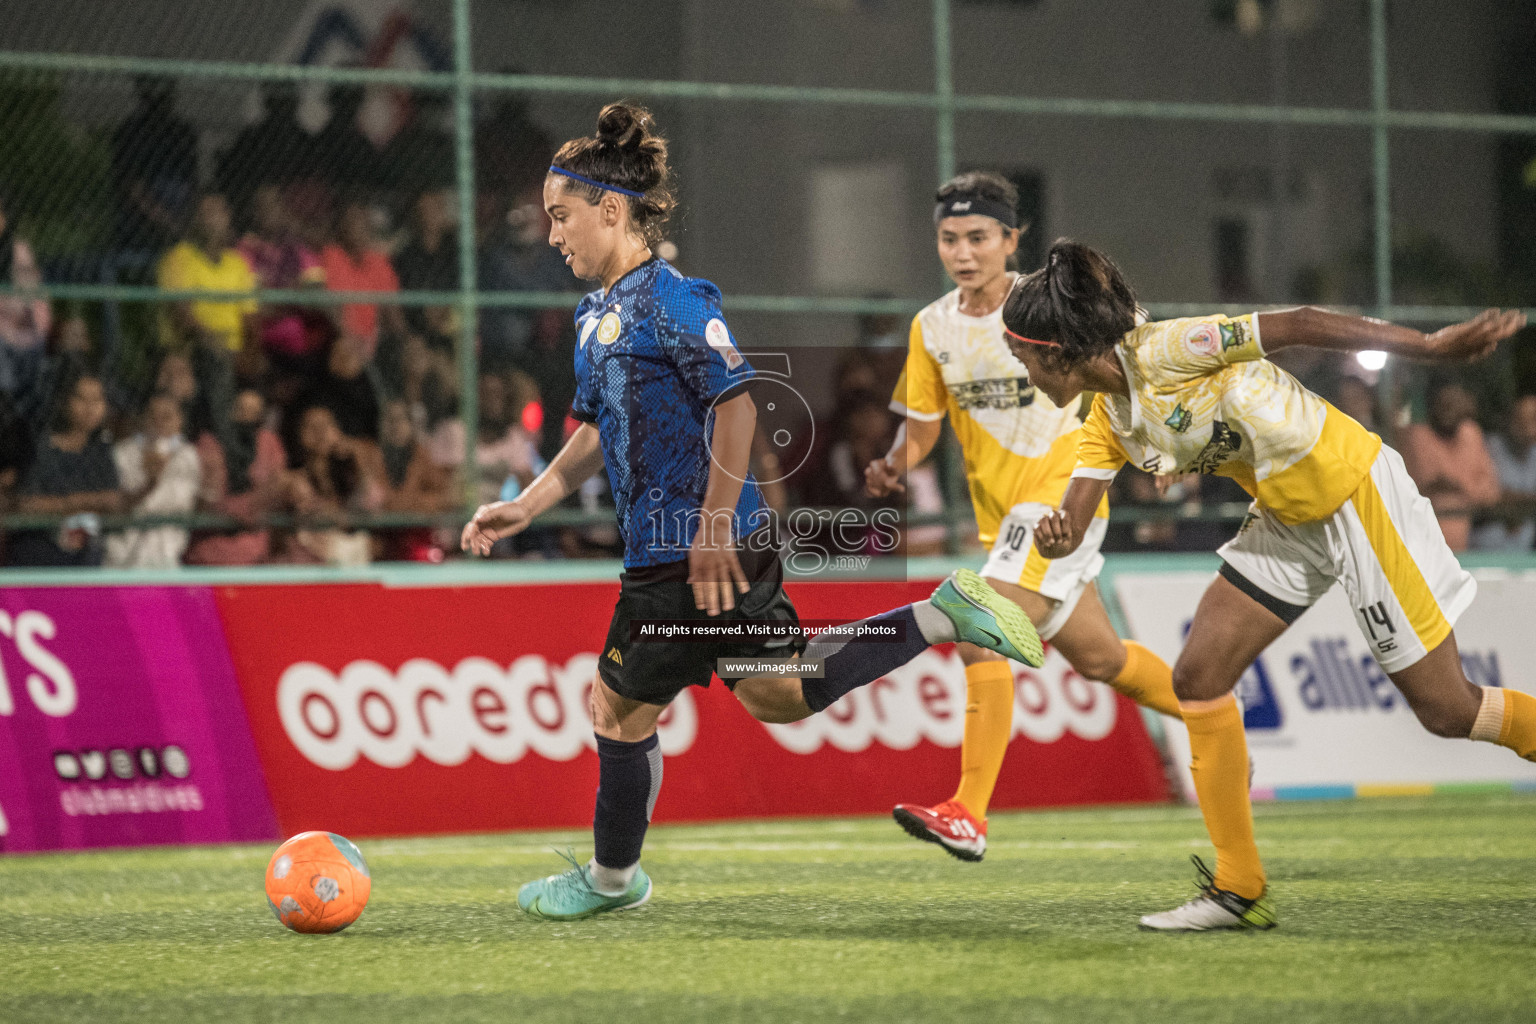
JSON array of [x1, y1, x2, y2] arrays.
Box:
[[264, 831, 371, 934]]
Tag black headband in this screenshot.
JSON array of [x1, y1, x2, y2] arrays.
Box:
[[934, 193, 1018, 229]]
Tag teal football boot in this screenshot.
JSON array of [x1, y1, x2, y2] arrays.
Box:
[[929, 568, 1045, 668], [518, 851, 652, 921]]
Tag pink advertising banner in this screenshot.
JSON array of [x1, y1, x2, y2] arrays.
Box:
[[0, 586, 278, 853]]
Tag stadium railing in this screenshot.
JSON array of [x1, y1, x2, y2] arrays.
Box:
[[1, 0, 1533, 563]]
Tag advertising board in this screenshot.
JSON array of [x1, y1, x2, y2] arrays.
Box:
[[0, 587, 278, 852], [216, 579, 1168, 837], [1116, 570, 1536, 799]]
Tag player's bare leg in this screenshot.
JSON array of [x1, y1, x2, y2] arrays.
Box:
[[1391, 631, 1536, 759]]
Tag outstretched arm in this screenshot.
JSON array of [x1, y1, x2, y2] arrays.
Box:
[[866, 415, 942, 496], [1257, 307, 1525, 362], [460, 422, 603, 555], [1033, 475, 1112, 559]]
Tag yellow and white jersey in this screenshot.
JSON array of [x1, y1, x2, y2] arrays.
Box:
[[891, 286, 1107, 544], [1073, 313, 1382, 525]]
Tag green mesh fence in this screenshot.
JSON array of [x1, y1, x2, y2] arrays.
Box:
[[1, 0, 1534, 567]]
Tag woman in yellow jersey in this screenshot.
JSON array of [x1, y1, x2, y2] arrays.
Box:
[[864, 173, 1183, 861], [1005, 239, 1528, 931]]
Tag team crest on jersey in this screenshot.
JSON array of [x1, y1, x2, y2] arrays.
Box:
[[1219, 318, 1253, 352], [1184, 322, 1221, 358], [704, 317, 744, 369], [597, 312, 622, 345], [1163, 404, 1193, 433], [1187, 420, 1244, 473]]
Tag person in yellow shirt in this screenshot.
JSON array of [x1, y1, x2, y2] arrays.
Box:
[[1007, 238, 1527, 931], [158, 193, 259, 372], [864, 173, 1182, 861]]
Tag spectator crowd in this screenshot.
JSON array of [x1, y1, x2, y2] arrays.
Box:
[[1, 78, 1534, 569], [0, 78, 567, 568]]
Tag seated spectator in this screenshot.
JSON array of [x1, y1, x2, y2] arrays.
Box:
[[392, 190, 459, 355], [0, 192, 52, 402], [217, 83, 310, 215], [8, 372, 121, 566], [382, 94, 455, 201], [0, 390, 31, 518], [801, 390, 899, 556], [310, 85, 385, 208], [321, 202, 408, 364], [111, 76, 197, 256], [238, 184, 329, 361], [428, 371, 539, 507], [380, 398, 453, 514], [158, 193, 261, 389], [271, 405, 384, 565], [17, 313, 93, 436], [153, 350, 202, 433], [291, 334, 384, 442], [1473, 393, 1536, 551], [377, 397, 454, 562], [1400, 379, 1501, 552], [804, 390, 897, 511], [185, 388, 287, 566], [398, 332, 458, 434], [105, 392, 201, 568], [1335, 375, 1381, 433], [479, 191, 573, 367]]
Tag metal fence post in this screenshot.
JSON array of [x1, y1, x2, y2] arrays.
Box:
[[932, 0, 965, 555], [1370, 0, 1391, 314], [933, 0, 955, 185], [1369, 0, 1395, 416], [453, 0, 480, 516]]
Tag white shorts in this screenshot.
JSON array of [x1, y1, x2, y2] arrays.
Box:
[[1217, 445, 1476, 674], [979, 502, 1108, 641]]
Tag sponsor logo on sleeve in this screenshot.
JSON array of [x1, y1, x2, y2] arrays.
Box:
[[1219, 318, 1253, 352], [1184, 322, 1221, 358], [704, 318, 744, 369]]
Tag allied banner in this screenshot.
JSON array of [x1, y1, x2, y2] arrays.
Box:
[[215, 579, 1168, 838], [1116, 570, 1536, 800], [0, 587, 279, 852]]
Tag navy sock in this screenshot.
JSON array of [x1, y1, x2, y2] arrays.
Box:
[[593, 733, 662, 870], [800, 605, 939, 713]]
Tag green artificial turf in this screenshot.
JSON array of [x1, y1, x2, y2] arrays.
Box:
[[2, 792, 1534, 1023]]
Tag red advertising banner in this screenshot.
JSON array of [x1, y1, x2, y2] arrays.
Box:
[[215, 579, 1168, 838]]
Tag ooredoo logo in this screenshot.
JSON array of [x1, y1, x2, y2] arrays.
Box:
[[276, 655, 698, 771], [765, 648, 1117, 754]]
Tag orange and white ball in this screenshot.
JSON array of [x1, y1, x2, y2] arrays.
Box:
[[264, 831, 371, 934]]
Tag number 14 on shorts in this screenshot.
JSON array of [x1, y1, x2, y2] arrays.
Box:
[[1358, 600, 1397, 654]]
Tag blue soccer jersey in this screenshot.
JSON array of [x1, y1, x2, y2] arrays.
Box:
[[571, 257, 765, 568]]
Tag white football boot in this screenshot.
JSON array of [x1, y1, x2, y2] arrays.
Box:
[[1138, 857, 1277, 932]]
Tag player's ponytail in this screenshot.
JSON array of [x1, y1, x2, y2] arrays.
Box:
[[550, 102, 676, 245], [1002, 239, 1138, 367]]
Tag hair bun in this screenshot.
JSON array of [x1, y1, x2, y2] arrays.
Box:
[[596, 102, 651, 151]]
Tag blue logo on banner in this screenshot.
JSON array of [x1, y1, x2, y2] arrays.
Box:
[[1181, 619, 1283, 730]]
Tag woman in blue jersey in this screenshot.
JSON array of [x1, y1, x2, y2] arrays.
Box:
[[461, 103, 1043, 921]]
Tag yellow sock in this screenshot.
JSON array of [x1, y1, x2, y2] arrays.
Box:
[[1182, 694, 1265, 900], [1470, 686, 1536, 760], [1109, 641, 1182, 719], [951, 660, 1016, 820]]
